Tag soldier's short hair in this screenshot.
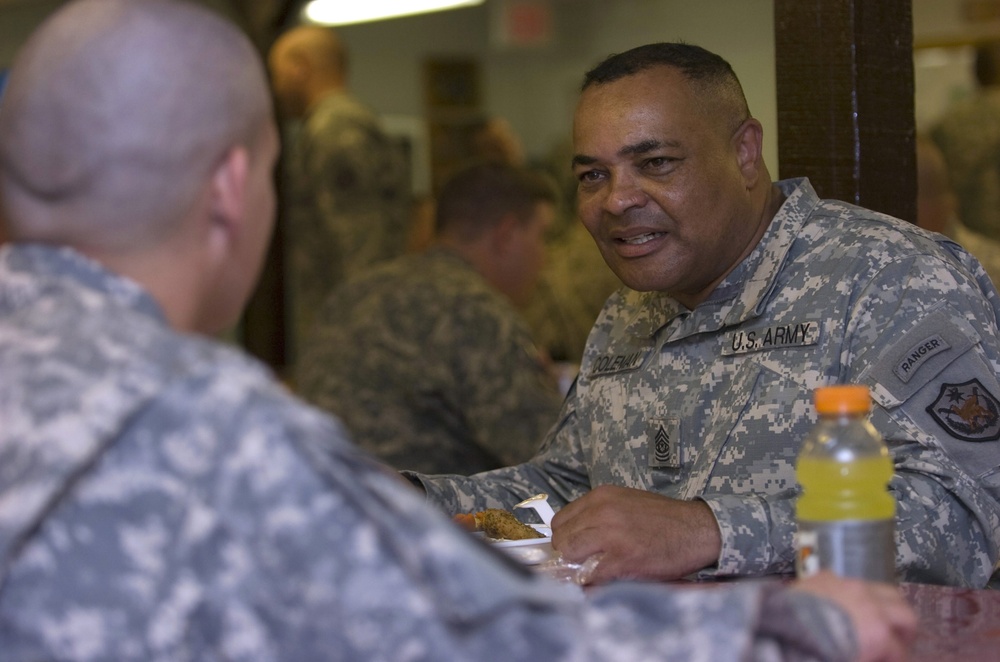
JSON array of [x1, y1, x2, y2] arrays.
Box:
[[581, 42, 751, 129], [434, 163, 556, 241]]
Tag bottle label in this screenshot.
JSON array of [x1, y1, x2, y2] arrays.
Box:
[[795, 519, 896, 583]]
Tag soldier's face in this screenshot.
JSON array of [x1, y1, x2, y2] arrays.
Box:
[[267, 46, 305, 119], [572, 66, 759, 308], [500, 201, 554, 308]]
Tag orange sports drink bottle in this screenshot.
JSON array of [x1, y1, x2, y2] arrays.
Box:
[[795, 385, 896, 582]]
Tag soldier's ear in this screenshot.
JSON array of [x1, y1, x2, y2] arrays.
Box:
[[733, 117, 764, 189], [206, 145, 251, 254], [491, 212, 522, 257]]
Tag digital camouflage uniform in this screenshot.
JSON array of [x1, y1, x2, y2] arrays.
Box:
[[296, 247, 563, 475], [0, 243, 863, 661], [410, 178, 1000, 588], [283, 91, 411, 361]]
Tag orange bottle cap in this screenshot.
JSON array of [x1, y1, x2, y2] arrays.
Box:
[[814, 384, 871, 415]]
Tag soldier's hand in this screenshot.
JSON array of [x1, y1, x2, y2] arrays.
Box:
[[792, 572, 917, 662], [550, 484, 721, 583]]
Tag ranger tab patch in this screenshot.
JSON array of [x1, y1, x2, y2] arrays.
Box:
[[926, 379, 1000, 442]]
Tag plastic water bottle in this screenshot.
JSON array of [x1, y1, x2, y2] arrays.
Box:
[[795, 384, 896, 582]]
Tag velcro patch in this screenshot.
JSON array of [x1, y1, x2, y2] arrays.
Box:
[[589, 348, 651, 377], [648, 417, 681, 468], [893, 333, 951, 383], [723, 321, 819, 356], [926, 378, 1000, 442]]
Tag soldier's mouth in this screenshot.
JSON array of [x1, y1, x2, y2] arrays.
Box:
[[617, 232, 665, 245]]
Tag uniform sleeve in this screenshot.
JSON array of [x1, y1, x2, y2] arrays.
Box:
[[705, 251, 1000, 585], [2, 351, 865, 661], [850, 252, 1000, 586], [263, 388, 861, 662]]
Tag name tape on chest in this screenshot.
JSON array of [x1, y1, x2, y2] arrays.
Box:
[[589, 348, 652, 377], [723, 321, 819, 356]]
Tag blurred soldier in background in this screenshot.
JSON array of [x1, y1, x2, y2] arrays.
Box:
[[297, 163, 564, 475], [931, 40, 1000, 285], [268, 24, 411, 362]]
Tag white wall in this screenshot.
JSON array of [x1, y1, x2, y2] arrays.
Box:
[[0, 0, 776, 171], [336, 0, 777, 172]]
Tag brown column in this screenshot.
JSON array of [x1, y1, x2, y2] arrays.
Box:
[[775, 0, 916, 223]]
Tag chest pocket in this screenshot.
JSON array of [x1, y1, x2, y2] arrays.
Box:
[[581, 355, 812, 500], [697, 360, 812, 499]]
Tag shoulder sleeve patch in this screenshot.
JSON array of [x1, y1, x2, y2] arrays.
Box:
[[926, 378, 1000, 442], [868, 307, 978, 405]]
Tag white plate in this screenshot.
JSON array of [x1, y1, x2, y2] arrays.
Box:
[[488, 525, 554, 565]]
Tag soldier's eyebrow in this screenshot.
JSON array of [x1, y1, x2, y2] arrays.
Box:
[[619, 139, 671, 156], [572, 139, 681, 167]]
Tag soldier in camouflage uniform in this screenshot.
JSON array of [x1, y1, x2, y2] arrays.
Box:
[[408, 43, 1000, 589], [297, 164, 564, 475], [0, 4, 918, 660], [929, 41, 1000, 287], [930, 41, 1000, 243], [268, 25, 411, 362]]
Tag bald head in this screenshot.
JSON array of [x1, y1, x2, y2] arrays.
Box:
[[0, 0, 273, 251], [268, 25, 348, 118]]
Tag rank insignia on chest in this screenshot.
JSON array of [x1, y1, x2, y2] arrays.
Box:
[[648, 417, 681, 468], [926, 378, 1000, 442]]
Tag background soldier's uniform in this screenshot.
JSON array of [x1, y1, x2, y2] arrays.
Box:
[[283, 91, 411, 361], [0, 243, 862, 661], [930, 87, 1000, 287], [930, 88, 1000, 242], [297, 247, 563, 475], [409, 178, 1000, 588]]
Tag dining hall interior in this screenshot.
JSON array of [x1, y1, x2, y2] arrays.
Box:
[[3, 1, 1000, 659], [2, 0, 992, 375]]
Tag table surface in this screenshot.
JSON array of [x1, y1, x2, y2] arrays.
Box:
[[902, 582, 1000, 661]]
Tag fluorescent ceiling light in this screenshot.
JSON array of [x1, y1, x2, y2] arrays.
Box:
[[303, 0, 484, 26]]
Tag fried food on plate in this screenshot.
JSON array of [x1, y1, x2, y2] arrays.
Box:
[[453, 508, 545, 541]]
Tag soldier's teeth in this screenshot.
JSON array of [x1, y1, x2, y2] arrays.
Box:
[[621, 233, 661, 245]]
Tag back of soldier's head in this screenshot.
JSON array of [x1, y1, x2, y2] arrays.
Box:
[[434, 163, 556, 242], [0, 0, 272, 251]]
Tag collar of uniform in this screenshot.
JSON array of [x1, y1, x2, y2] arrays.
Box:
[[304, 88, 353, 120], [424, 244, 483, 276], [620, 288, 683, 339], [618, 178, 819, 340], [0, 242, 167, 325], [715, 177, 817, 327]]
